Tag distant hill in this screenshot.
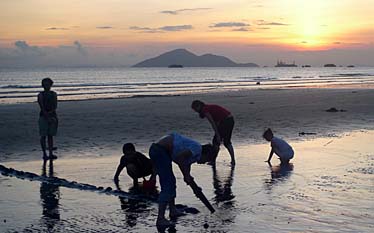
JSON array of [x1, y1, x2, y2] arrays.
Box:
[[133, 49, 258, 67]]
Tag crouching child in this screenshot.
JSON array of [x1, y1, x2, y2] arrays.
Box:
[[114, 143, 155, 186], [263, 128, 294, 164]]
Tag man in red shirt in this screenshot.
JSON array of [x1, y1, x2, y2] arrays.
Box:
[[191, 100, 235, 165]]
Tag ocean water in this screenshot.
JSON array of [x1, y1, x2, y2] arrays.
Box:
[[1, 67, 374, 103]]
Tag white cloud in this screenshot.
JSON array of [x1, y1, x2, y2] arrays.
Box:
[[160, 8, 212, 15]]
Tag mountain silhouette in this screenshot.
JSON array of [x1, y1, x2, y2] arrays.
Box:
[[133, 49, 258, 67]]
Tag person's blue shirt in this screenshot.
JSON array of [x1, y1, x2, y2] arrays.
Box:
[[171, 132, 202, 164]]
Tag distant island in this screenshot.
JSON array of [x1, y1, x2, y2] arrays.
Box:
[[133, 49, 258, 67], [275, 60, 297, 67]]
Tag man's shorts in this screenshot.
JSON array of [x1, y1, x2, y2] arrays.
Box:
[[39, 116, 58, 136]]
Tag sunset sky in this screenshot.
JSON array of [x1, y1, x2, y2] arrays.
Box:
[[1, 0, 373, 67]]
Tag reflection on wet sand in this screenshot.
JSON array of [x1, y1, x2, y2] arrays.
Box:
[[211, 164, 237, 227], [114, 182, 157, 228], [40, 159, 60, 231], [264, 162, 294, 191], [212, 164, 235, 205]]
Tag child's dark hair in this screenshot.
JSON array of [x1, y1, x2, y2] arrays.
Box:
[[41, 77, 54, 88], [122, 143, 136, 153], [263, 128, 273, 139], [191, 100, 206, 118]]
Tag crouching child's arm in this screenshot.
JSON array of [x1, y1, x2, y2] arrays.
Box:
[[266, 148, 274, 163], [148, 160, 157, 182], [114, 157, 126, 184]]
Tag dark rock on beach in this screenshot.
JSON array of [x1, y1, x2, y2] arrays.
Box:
[[326, 107, 347, 112], [184, 207, 200, 214], [299, 132, 317, 135], [175, 204, 187, 209], [326, 107, 339, 112], [175, 204, 200, 214]]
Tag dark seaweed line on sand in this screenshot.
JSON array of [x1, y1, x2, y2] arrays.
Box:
[[0, 164, 201, 214], [0, 164, 157, 202]]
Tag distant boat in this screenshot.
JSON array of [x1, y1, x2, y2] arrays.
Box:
[[302, 65, 311, 68], [324, 64, 336, 67], [275, 60, 297, 67], [168, 64, 183, 68], [347, 65, 355, 68]]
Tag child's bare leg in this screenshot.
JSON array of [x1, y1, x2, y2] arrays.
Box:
[[47, 136, 53, 155], [132, 178, 138, 187], [157, 202, 174, 226], [225, 142, 235, 165], [40, 136, 48, 159], [126, 164, 139, 186], [47, 136, 57, 159], [280, 158, 289, 165]]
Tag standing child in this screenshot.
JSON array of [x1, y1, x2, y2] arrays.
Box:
[[263, 128, 294, 164], [114, 143, 155, 186], [149, 132, 215, 226], [191, 100, 235, 165], [38, 78, 58, 160]]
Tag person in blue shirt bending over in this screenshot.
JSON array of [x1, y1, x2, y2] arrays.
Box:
[[148, 132, 216, 227]]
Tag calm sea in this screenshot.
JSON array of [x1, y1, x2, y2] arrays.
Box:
[[0, 67, 373, 104]]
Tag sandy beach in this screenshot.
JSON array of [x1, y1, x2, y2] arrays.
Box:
[[1, 87, 374, 232], [1, 88, 373, 162], [2, 0, 374, 231]]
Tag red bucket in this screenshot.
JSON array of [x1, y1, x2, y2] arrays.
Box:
[[143, 179, 156, 189]]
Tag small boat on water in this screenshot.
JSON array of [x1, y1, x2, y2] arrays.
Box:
[[275, 60, 297, 67], [324, 64, 336, 67], [168, 64, 183, 68]]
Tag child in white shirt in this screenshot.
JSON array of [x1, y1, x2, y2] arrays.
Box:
[[263, 128, 294, 164]]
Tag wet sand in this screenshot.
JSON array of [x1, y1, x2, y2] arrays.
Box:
[[0, 88, 373, 162], [1, 87, 374, 232], [1, 130, 373, 232]]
